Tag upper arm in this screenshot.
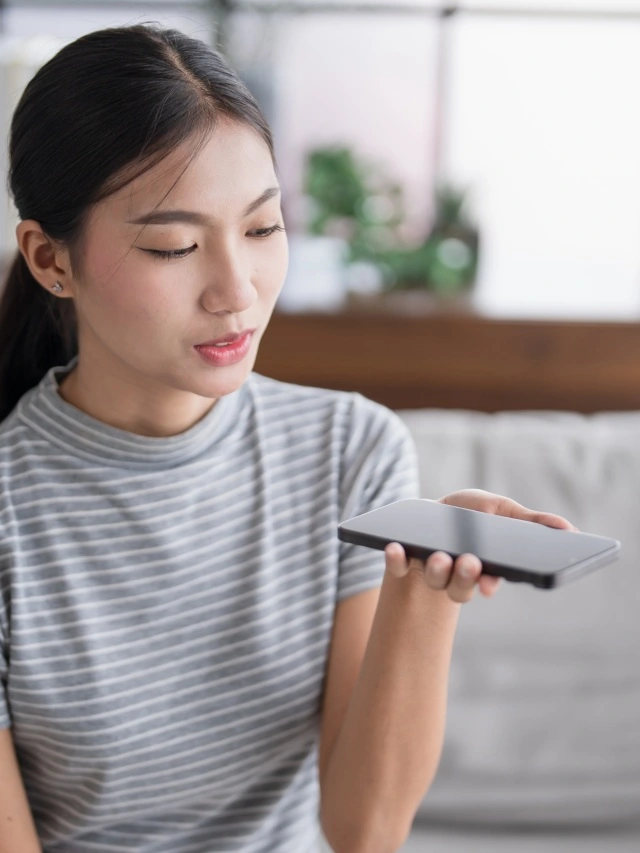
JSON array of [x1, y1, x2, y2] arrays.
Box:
[[318, 586, 381, 790], [318, 402, 418, 787], [0, 728, 41, 853]]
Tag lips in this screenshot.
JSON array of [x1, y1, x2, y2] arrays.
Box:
[[197, 328, 255, 346], [194, 329, 255, 366]]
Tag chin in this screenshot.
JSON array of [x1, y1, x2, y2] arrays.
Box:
[[195, 361, 255, 399]]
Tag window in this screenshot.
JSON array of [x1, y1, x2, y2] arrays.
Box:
[[443, 5, 640, 317]]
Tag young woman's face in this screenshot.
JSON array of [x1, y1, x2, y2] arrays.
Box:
[[71, 120, 288, 401]]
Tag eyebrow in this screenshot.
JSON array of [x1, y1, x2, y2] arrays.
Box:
[[127, 186, 281, 227]]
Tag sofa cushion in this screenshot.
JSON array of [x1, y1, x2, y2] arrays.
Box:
[[397, 409, 640, 826]]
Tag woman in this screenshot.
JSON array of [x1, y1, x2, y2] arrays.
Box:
[[0, 24, 574, 853]]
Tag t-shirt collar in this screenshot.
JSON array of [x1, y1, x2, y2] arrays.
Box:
[[17, 358, 247, 469]]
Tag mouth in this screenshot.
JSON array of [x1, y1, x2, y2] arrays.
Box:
[[193, 329, 256, 366], [196, 328, 257, 347]]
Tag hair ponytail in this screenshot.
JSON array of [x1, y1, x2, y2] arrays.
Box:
[[0, 252, 77, 421], [0, 22, 275, 422]]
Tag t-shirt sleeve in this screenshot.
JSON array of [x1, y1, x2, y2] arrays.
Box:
[[0, 587, 9, 728], [0, 630, 8, 729], [0, 526, 10, 728], [337, 393, 420, 601]]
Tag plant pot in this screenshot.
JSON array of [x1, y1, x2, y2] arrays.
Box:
[[345, 289, 477, 316]]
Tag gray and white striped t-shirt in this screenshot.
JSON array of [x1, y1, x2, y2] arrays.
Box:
[[0, 360, 419, 853]]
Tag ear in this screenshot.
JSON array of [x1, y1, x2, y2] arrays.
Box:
[[15, 219, 74, 299]]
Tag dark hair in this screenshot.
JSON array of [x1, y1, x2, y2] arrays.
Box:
[[0, 23, 276, 421]]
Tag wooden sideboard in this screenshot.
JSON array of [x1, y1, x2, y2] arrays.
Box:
[[254, 308, 640, 412]]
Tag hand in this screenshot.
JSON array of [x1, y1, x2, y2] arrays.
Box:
[[384, 489, 577, 604]]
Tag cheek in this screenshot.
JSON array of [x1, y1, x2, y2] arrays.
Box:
[[83, 251, 186, 335], [258, 240, 289, 300]]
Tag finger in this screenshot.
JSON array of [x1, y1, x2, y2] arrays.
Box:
[[423, 551, 454, 590], [529, 512, 579, 531], [478, 573, 502, 598], [385, 542, 409, 578], [442, 492, 579, 532], [446, 553, 482, 603], [495, 498, 578, 532]]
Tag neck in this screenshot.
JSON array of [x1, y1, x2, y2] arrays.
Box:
[[57, 349, 217, 438]]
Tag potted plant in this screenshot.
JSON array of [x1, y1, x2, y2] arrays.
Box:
[[303, 145, 480, 312]]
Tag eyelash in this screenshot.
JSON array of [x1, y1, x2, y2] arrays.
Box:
[[146, 224, 286, 261]]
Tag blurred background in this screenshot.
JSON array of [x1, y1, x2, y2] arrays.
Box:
[[3, 0, 640, 321], [2, 4, 640, 852]]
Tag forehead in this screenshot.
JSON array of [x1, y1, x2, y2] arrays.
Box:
[[106, 120, 277, 223]]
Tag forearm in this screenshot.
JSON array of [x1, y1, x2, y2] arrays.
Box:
[[0, 729, 42, 853], [320, 568, 460, 853]]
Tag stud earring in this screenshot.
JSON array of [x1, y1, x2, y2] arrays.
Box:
[[51, 282, 63, 294]]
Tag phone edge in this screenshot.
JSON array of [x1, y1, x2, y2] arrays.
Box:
[[337, 524, 621, 590]]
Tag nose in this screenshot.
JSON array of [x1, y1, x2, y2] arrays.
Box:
[[199, 244, 257, 315]]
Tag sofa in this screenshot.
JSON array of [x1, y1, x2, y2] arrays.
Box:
[[323, 407, 640, 852]]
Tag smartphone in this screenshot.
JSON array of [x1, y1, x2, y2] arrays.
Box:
[[338, 499, 621, 589]]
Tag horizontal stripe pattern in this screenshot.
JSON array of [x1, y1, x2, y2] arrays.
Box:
[[0, 361, 419, 852]]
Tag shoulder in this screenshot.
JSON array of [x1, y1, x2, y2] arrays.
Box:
[[0, 408, 27, 590], [248, 371, 353, 411], [247, 375, 415, 495], [0, 384, 55, 535], [0, 385, 44, 470], [0, 404, 33, 471], [248, 372, 406, 436]]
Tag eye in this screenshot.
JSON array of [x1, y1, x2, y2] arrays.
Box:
[[141, 225, 285, 260], [145, 244, 197, 261], [251, 224, 286, 238]]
